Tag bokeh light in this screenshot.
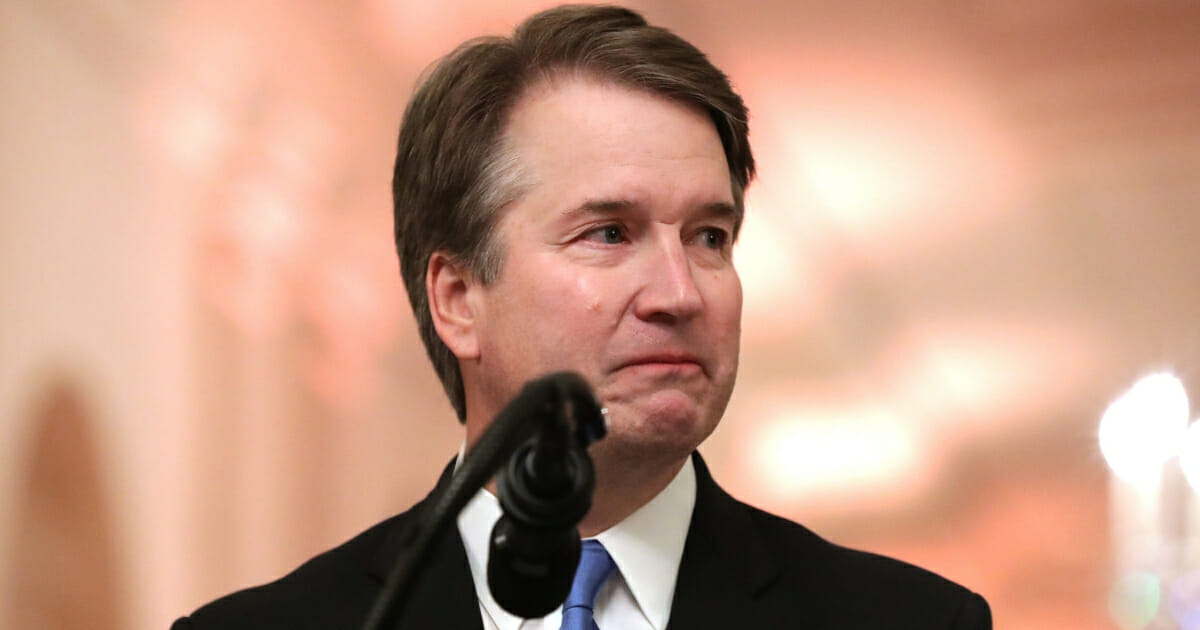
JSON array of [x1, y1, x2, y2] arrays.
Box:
[[1099, 372, 1190, 487], [1169, 571, 1200, 630], [1110, 571, 1161, 630], [1181, 420, 1200, 495], [750, 407, 923, 504]]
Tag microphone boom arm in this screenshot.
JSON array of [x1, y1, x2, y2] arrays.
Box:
[[360, 371, 603, 630]]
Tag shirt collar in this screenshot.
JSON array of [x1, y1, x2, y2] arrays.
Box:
[[456, 456, 697, 630], [594, 457, 695, 630]]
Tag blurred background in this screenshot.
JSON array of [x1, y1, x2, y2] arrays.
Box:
[[2, 0, 1199, 628]]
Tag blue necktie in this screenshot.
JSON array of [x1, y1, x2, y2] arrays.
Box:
[[560, 540, 616, 630]]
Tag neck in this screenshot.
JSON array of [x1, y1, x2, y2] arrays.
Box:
[[577, 447, 688, 537], [470, 441, 689, 538], [462, 392, 690, 538]]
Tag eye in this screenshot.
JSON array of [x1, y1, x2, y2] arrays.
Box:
[[697, 227, 730, 250], [582, 224, 627, 245]]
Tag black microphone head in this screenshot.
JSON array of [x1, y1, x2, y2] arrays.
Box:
[[485, 370, 602, 619], [545, 371, 606, 447], [487, 516, 581, 618], [498, 442, 594, 528]]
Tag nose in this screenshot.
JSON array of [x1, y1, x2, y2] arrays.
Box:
[[632, 235, 704, 322]]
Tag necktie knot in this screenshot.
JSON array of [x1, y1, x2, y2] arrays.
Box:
[[560, 540, 615, 630]]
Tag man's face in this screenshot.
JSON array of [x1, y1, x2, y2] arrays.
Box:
[[461, 77, 742, 465]]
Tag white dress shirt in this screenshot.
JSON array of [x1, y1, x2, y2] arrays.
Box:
[[456, 457, 697, 630]]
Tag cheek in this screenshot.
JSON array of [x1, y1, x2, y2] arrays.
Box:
[[547, 274, 615, 352], [709, 273, 744, 373], [727, 273, 743, 320], [530, 266, 616, 315], [571, 273, 608, 314], [508, 267, 616, 347], [708, 271, 743, 328]]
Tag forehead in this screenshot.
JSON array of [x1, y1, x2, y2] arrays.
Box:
[[507, 75, 718, 151], [500, 76, 733, 208]]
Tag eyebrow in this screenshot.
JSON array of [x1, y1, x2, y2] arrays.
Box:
[[699, 201, 740, 225], [560, 198, 635, 219]]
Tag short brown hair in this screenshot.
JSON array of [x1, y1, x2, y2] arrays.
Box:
[[393, 4, 755, 421]]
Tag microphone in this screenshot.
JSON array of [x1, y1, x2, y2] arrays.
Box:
[[486, 372, 606, 618]]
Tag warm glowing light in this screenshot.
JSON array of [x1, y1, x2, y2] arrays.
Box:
[[1110, 572, 1162, 630], [735, 200, 802, 302], [752, 409, 921, 499], [1180, 420, 1200, 494], [744, 49, 1028, 258], [735, 199, 828, 342], [798, 125, 930, 226], [1099, 372, 1190, 486]]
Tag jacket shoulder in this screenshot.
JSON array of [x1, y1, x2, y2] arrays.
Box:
[[176, 511, 408, 630], [746, 505, 991, 628], [681, 454, 991, 628]]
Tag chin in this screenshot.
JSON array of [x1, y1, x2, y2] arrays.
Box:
[[600, 399, 714, 458]]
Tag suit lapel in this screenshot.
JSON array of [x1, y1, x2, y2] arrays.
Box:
[[366, 461, 484, 630], [359, 454, 778, 629], [666, 453, 781, 629]]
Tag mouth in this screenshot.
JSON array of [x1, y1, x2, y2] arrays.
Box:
[[615, 353, 705, 375]]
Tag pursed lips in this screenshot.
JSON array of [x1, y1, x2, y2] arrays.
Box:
[[613, 352, 706, 376]]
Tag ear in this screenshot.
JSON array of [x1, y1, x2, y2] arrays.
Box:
[[427, 251, 482, 361]]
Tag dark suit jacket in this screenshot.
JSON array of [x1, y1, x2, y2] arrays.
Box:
[[174, 453, 991, 629]]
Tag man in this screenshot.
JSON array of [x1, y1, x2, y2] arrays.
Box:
[[175, 5, 991, 629]]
